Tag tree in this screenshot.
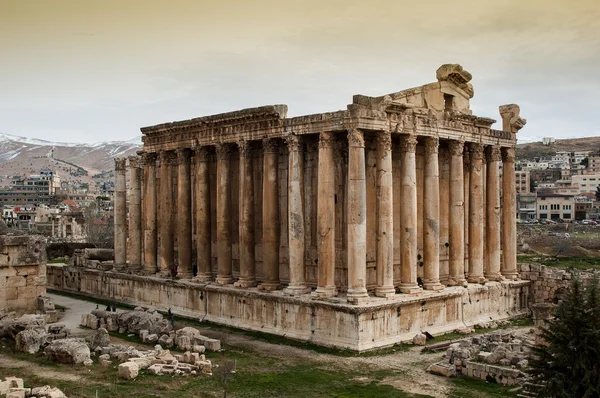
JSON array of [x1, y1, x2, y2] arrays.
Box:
[[581, 157, 589, 168], [596, 185, 600, 202], [529, 278, 600, 397], [83, 202, 114, 248]]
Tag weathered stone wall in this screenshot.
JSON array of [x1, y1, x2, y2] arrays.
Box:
[[519, 263, 600, 304], [0, 235, 47, 314], [47, 264, 530, 351]]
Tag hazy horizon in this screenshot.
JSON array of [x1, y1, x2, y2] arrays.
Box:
[[2, 0, 599, 144]]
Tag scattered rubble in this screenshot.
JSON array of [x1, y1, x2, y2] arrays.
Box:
[[0, 377, 66, 398], [44, 338, 91, 365]]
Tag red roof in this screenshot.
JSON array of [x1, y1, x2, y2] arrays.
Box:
[[62, 200, 78, 206]]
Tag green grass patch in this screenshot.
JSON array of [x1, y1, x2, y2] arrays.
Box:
[[449, 376, 520, 397], [517, 255, 600, 269], [47, 259, 69, 264]]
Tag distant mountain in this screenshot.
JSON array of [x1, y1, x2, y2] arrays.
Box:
[[516, 137, 600, 160], [0, 133, 141, 187]]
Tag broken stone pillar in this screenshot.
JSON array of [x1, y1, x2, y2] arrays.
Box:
[[128, 156, 142, 271], [501, 147, 519, 279], [422, 137, 443, 291], [177, 148, 193, 279], [215, 144, 233, 285], [142, 152, 157, 274], [347, 129, 369, 303], [485, 146, 502, 281], [399, 134, 421, 294], [375, 131, 395, 297], [284, 134, 310, 295], [114, 157, 127, 268], [194, 147, 213, 282], [314, 132, 336, 298], [468, 144, 486, 284], [448, 140, 466, 286], [159, 150, 175, 277], [259, 138, 280, 291], [235, 140, 256, 288]]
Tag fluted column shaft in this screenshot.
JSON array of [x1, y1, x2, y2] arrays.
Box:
[[448, 141, 466, 286], [468, 144, 486, 283], [235, 141, 256, 288], [501, 147, 519, 279], [285, 134, 310, 295], [114, 158, 127, 267], [194, 147, 212, 281], [215, 144, 233, 285], [485, 146, 502, 281], [259, 138, 280, 291], [158, 151, 175, 277], [346, 129, 369, 303], [423, 137, 443, 290], [142, 153, 157, 274], [314, 132, 336, 297], [177, 149, 193, 279], [375, 131, 395, 298], [127, 156, 142, 270], [399, 134, 422, 294]]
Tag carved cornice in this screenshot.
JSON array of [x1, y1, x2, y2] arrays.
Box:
[[375, 131, 392, 151], [469, 143, 484, 160], [237, 140, 252, 158], [262, 138, 279, 153], [399, 134, 418, 153], [286, 134, 302, 152], [194, 146, 211, 162], [176, 148, 190, 164], [486, 146, 501, 162], [114, 157, 127, 172], [215, 143, 232, 160], [347, 129, 364, 148], [501, 147, 516, 163], [318, 132, 335, 149], [448, 140, 464, 156], [128, 155, 140, 168], [424, 137, 439, 155]]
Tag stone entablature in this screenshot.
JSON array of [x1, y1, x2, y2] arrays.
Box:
[[114, 63, 527, 304]]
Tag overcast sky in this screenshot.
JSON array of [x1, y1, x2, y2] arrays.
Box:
[[1, 0, 599, 144]]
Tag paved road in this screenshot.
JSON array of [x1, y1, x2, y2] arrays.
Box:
[[47, 293, 106, 333]]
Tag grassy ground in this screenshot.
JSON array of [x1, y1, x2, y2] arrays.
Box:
[[449, 377, 520, 398], [517, 255, 600, 269]]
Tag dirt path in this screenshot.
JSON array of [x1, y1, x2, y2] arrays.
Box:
[[0, 356, 82, 382]]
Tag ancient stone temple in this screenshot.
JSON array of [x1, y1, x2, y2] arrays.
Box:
[[50, 64, 530, 351]]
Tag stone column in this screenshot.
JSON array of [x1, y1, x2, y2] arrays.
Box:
[[448, 140, 467, 286], [375, 131, 395, 297], [235, 140, 256, 288], [215, 144, 233, 285], [422, 137, 443, 291], [176, 148, 193, 279], [346, 129, 369, 303], [284, 134, 310, 295], [142, 152, 158, 274], [158, 151, 175, 277], [399, 134, 422, 294], [194, 147, 213, 282], [501, 147, 519, 279], [313, 132, 337, 297], [259, 138, 280, 291], [485, 146, 502, 281], [114, 157, 127, 268], [463, 149, 470, 278], [127, 156, 142, 271], [468, 144, 486, 284]]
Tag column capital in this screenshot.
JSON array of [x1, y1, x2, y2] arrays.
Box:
[[469, 143, 484, 160], [215, 143, 232, 160], [375, 131, 392, 151], [115, 157, 127, 172], [286, 133, 302, 152], [176, 148, 191, 164], [424, 136, 439, 154], [128, 155, 141, 168], [448, 140, 464, 156], [347, 129, 365, 148], [501, 147, 516, 163], [140, 152, 157, 166], [237, 140, 252, 157], [318, 132, 335, 149], [486, 146, 501, 162], [193, 146, 211, 162], [159, 150, 178, 165], [399, 134, 418, 153], [262, 138, 279, 153]]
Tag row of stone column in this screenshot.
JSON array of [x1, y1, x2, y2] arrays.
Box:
[[113, 130, 518, 302]]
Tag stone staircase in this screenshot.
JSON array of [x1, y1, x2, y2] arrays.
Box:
[[517, 379, 544, 398]]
